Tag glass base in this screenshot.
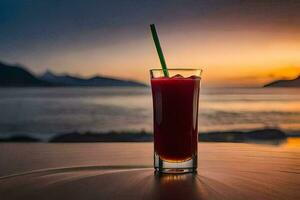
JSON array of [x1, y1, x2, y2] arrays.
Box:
[[154, 152, 197, 174]]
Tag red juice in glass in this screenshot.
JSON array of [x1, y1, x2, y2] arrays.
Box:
[[150, 69, 201, 173]]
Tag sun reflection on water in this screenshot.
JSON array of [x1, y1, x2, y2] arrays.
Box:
[[282, 138, 300, 148]]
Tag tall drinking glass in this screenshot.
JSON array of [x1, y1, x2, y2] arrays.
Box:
[[150, 69, 202, 173]]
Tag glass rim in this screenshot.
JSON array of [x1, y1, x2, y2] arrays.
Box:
[[150, 68, 203, 77], [150, 68, 202, 71]]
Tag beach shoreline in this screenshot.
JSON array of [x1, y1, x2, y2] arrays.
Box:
[[0, 128, 299, 144]]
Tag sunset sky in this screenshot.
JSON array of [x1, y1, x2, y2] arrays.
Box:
[[1, 0, 300, 87]]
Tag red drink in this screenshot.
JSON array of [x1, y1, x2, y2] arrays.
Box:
[[151, 75, 200, 162]]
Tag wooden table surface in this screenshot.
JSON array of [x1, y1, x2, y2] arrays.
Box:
[[0, 141, 299, 200]]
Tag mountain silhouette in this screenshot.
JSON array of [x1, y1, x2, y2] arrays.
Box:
[[0, 61, 52, 86], [264, 75, 300, 87], [0, 61, 146, 87], [40, 70, 147, 87]]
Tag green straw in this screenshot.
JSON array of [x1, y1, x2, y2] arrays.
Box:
[[150, 24, 169, 77]]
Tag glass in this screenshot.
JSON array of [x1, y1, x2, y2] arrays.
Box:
[[150, 68, 202, 173]]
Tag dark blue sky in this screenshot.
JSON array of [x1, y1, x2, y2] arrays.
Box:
[[0, 0, 299, 86], [1, 0, 299, 56]]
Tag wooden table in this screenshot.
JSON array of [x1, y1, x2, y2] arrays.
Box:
[[0, 141, 299, 200]]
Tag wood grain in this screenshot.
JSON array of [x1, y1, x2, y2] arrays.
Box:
[[0, 142, 299, 200]]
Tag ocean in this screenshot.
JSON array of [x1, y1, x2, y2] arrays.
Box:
[[0, 87, 299, 139]]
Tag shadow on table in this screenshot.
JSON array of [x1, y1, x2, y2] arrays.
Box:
[[149, 172, 203, 200], [2, 165, 296, 200]]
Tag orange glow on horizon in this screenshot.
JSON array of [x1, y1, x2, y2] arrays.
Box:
[[25, 24, 300, 87]]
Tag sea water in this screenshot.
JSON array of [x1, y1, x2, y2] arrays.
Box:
[[0, 87, 299, 139]]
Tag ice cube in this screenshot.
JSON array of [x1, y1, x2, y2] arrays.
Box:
[[171, 74, 184, 79]]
